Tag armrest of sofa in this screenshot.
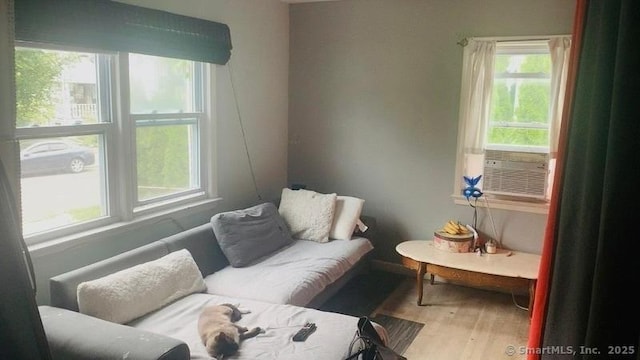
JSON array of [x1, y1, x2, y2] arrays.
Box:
[[38, 306, 189, 360]]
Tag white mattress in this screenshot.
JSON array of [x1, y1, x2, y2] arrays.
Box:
[[204, 237, 373, 306], [128, 293, 379, 360]]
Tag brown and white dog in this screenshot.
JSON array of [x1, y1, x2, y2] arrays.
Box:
[[197, 303, 262, 359]]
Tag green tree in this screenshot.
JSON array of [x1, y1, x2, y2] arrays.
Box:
[[490, 81, 514, 122], [515, 83, 549, 123], [15, 48, 64, 127], [520, 54, 551, 73], [515, 54, 550, 124], [137, 125, 191, 199], [488, 55, 515, 144], [487, 54, 551, 147]]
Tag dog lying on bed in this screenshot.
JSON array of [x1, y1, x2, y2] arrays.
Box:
[[198, 303, 263, 358]]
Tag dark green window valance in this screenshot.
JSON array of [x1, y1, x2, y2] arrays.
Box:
[[15, 0, 232, 65]]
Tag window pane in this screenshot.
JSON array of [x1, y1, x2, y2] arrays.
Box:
[[136, 121, 199, 202], [129, 54, 197, 114], [15, 47, 108, 128], [20, 135, 107, 236], [520, 54, 551, 73], [495, 54, 551, 74], [486, 127, 549, 147], [488, 52, 551, 148]]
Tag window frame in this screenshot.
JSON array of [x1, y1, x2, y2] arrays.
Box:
[[452, 36, 570, 214], [15, 41, 218, 246], [485, 41, 552, 154], [121, 52, 210, 214], [131, 115, 203, 207]]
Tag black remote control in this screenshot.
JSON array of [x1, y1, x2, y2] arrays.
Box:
[[292, 322, 316, 342]]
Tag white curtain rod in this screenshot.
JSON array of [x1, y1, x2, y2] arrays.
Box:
[[457, 34, 571, 46]]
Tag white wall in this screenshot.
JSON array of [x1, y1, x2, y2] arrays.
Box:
[[29, 0, 290, 304], [288, 0, 576, 262]]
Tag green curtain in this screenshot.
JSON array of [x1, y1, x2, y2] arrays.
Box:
[[15, 0, 232, 64], [542, 0, 640, 358]]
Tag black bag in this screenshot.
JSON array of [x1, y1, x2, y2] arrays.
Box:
[[345, 317, 407, 360]]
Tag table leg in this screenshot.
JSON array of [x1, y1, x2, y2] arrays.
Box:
[[528, 279, 536, 319], [416, 262, 426, 306], [430, 274, 435, 285]]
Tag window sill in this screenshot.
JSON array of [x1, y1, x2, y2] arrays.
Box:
[[451, 194, 549, 215], [28, 197, 222, 259]]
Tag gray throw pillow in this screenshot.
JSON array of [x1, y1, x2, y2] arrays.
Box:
[[211, 202, 294, 267]]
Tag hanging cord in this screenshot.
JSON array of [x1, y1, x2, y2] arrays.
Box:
[[467, 197, 480, 251], [347, 331, 362, 359], [467, 197, 479, 230], [511, 291, 529, 311], [482, 197, 501, 247], [227, 60, 261, 201]]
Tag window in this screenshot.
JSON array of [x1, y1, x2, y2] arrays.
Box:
[[128, 54, 205, 205], [15, 44, 213, 244], [453, 37, 571, 212], [487, 42, 551, 152]]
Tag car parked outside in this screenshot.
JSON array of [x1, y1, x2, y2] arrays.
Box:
[[20, 140, 96, 176]]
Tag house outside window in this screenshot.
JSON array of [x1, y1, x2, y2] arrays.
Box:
[[453, 36, 571, 213], [15, 44, 213, 243]]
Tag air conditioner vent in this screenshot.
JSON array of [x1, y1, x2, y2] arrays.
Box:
[[482, 150, 549, 199]]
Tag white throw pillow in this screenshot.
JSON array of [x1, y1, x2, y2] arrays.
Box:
[[77, 249, 206, 324], [278, 188, 337, 242], [329, 196, 365, 240]]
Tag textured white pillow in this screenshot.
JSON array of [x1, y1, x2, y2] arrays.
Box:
[[278, 188, 337, 242], [330, 196, 365, 240], [77, 249, 206, 324]]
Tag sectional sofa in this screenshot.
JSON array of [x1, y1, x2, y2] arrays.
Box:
[[38, 197, 384, 360]]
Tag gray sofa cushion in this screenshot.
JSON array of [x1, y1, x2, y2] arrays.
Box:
[[211, 202, 293, 267], [161, 222, 228, 277]]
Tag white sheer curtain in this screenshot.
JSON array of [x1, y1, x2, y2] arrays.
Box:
[[548, 36, 572, 157], [454, 39, 496, 192]]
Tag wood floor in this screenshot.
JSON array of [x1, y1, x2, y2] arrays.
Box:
[[372, 276, 531, 360]]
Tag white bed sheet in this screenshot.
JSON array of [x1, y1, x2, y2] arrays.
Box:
[[128, 293, 370, 360], [204, 237, 373, 306]]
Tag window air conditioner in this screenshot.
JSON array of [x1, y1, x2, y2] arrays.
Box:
[[482, 150, 549, 199]]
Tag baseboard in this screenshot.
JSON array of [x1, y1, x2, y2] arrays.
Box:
[[370, 259, 413, 276]]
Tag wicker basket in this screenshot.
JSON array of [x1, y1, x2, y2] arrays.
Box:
[[433, 231, 474, 253]]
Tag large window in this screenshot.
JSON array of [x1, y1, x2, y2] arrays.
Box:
[[454, 37, 571, 211], [15, 44, 212, 243]]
